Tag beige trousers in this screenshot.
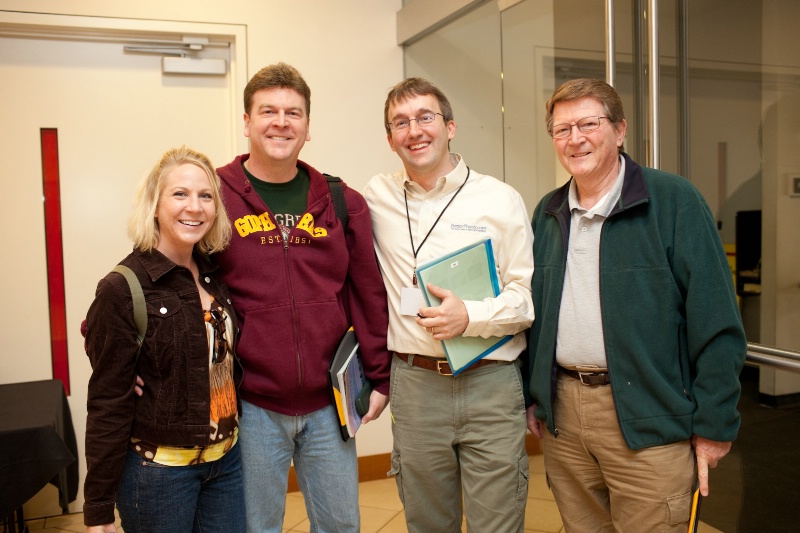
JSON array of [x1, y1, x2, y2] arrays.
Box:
[[543, 372, 695, 533]]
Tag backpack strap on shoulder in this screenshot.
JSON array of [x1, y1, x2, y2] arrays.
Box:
[[324, 174, 349, 234], [112, 265, 146, 361]]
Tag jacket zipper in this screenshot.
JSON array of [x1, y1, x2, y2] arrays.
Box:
[[597, 203, 635, 447], [282, 230, 303, 390], [243, 186, 307, 394], [283, 191, 336, 401], [549, 205, 572, 438], [283, 197, 328, 394]]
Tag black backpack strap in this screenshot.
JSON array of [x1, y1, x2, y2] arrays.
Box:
[[112, 264, 147, 363], [324, 174, 349, 234]]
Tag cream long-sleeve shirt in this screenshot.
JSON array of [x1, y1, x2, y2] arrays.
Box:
[[364, 155, 534, 361]]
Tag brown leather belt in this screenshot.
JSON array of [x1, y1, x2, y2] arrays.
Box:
[[395, 352, 510, 376], [558, 366, 611, 386]]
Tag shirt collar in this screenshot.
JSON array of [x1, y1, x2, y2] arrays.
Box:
[[398, 153, 466, 198], [133, 247, 217, 282], [568, 155, 626, 218]]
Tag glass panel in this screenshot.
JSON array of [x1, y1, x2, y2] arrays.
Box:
[[404, 0, 800, 530], [501, 0, 608, 212], [669, 2, 800, 407], [402, 0, 799, 353]]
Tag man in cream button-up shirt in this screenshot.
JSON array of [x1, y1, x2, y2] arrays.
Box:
[[364, 77, 534, 533]]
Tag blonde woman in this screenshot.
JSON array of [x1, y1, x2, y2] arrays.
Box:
[[83, 146, 244, 533]]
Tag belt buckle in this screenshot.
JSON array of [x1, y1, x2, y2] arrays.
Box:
[[436, 360, 453, 376], [578, 372, 594, 385]]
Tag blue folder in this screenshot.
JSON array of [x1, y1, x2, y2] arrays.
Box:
[[414, 238, 512, 375]]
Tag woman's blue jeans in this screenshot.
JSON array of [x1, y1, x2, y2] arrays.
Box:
[[116, 441, 245, 533]]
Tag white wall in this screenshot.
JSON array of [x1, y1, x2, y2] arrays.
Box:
[[0, 0, 403, 515], [0, 0, 404, 188]]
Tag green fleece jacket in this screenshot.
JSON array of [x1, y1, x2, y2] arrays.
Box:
[[528, 153, 746, 450]]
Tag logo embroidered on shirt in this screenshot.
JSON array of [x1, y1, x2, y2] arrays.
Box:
[[450, 223, 487, 232]]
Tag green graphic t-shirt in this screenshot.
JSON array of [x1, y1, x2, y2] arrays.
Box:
[[243, 164, 310, 241]]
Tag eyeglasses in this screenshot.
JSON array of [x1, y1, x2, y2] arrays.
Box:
[[388, 112, 444, 131], [550, 116, 609, 139], [208, 308, 228, 365]]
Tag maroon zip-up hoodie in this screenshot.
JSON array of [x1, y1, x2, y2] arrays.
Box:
[[215, 155, 390, 415]]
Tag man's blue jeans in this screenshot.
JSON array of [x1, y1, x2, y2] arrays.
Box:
[[240, 400, 359, 533], [116, 441, 245, 532]]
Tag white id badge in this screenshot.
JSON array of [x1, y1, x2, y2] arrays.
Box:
[[400, 286, 427, 316]]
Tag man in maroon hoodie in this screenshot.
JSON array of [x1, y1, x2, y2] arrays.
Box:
[[215, 62, 391, 533]]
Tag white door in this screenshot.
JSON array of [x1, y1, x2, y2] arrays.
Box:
[[0, 13, 246, 516]]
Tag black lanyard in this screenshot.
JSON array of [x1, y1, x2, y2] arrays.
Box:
[[404, 167, 470, 285]]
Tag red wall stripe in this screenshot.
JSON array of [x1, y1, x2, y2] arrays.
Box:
[[41, 128, 70, 395]]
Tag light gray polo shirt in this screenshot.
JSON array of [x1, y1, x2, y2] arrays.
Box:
[[555, 156, 626, 368]]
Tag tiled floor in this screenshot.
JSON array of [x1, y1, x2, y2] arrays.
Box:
[[23, 454, 723, 533]]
